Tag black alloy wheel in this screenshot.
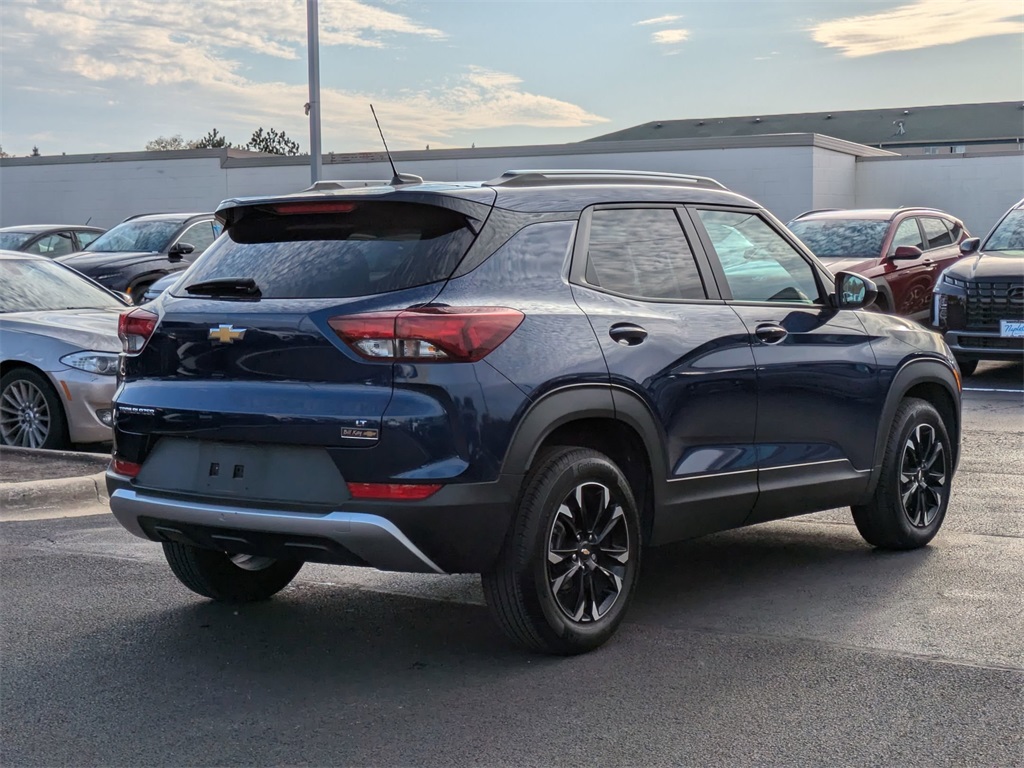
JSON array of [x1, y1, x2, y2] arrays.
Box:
[[546, 481, 631, 623], [898, 423, 946, 529], [483, 446, 641, 655], [852, 397, 952, 550]]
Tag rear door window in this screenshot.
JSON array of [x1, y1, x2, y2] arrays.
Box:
[[920, 217, 954, 249], [583, 208, 707, 300], [179, 201, 478, 299]]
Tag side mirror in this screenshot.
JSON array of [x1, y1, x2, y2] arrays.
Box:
[[890, 245, 923, 261], [833, 271, 878, 310], [168, 242, 195, 259], [959, 237, 981, 255]]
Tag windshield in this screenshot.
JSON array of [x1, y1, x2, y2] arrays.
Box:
[[179, 201, 478, 299], [0, 232, 33, 250], [0, 259, 126, 313], [788, 219, 890, 260], [85, 219, 180, 253], [984, 209, 1024, 254]]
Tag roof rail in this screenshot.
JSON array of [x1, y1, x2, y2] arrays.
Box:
[[790, 208, 843, 219], [121, 212, 165, 222], [484, 169, 729, 190], [889, 206, 946, 219]]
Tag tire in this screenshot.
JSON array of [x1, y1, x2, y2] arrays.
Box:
[[482, 447, 641, 655], [955, 358, 978, 377], [852, 398, 952, 550], [162, 542, 303, 602], [0, 368, 68, 449]]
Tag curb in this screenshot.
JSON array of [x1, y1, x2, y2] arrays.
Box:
[[0, 472, 110, 515]]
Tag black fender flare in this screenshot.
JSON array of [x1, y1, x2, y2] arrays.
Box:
[[868, 358, 961, 494], [501, 384, 669, 489]]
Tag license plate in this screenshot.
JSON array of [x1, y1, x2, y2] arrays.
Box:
[[1000, 320, 1024, 338]]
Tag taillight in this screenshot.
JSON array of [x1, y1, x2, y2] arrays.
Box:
[[118, 308, 158, 355], [329, 307, 524, 363], [112, 458, 141, 478], [347, 482, 441, 501]]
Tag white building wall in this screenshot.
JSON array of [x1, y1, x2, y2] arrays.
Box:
[[0, 156, 228, 228], [810, 147, 858, 217], [855, 153, 1024, 235], [227, 146, 817, 221], [1, 144, 821, 229]]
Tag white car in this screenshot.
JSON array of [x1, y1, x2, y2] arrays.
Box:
[[0, 250, 127, 448]]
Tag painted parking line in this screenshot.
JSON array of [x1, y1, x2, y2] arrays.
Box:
[[963, 387, 1024, 393]]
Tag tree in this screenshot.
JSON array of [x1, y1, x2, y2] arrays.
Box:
[[145, 134, 188, 151], [31, 146, 40, 157], [191, 128, 232, 149], [0, 145, 10, 158], [244, 127, 301, 156]]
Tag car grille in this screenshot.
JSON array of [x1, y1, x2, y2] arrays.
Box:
[[958, 336, 1024, 351], [965, 281, 1024, 329]]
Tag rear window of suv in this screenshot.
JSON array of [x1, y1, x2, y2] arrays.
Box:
[[178, 201, 477, 299]]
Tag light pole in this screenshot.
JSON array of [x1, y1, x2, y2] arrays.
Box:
[[306, 0, 323, 184]]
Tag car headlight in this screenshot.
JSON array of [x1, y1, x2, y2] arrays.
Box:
[[59, 351, 120, 375], [941, 273, 969, 289]]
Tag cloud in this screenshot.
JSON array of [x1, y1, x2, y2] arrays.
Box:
[[810, 0, 1023, 57], [652, 29, 691, 45], [635, 15, 683, 26], [2, 0, 607, 151]]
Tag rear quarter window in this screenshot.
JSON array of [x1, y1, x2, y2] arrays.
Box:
[[179, 201, 478, 299]]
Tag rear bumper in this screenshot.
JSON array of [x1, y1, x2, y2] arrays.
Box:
[[107, 471, 521, 574]]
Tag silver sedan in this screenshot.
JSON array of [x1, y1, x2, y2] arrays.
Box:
[[0, 250, 127, 448]]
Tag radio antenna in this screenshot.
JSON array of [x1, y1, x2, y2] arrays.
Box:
[[370, 104, 422, 186]]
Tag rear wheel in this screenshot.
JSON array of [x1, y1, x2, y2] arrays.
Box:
[[852, 398, 952, 550], [0, 368, 68, 449], [482, 447, 641, 655], [162, 542, 302, 602]]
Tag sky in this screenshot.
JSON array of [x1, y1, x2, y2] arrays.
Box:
[[1, 0, 1022, 157]]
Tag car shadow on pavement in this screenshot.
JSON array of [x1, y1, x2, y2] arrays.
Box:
[[630, 519, 937, 638]]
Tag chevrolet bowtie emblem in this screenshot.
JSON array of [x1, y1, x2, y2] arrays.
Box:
[[209, 324, 247, 343]]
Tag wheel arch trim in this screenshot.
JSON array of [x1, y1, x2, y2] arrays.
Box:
[[500, 384, 668, 486], [868, 357, 961, 494]]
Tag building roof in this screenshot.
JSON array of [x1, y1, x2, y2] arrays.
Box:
[[584, 102, 1024, 149]]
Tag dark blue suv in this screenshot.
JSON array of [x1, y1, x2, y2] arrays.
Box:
[[107, 170, 962, 654]]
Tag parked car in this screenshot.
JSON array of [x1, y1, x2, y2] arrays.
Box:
[[0, 224, 105, 257], [138, 271, 182, 304], [56, 213, 221, 303], [0, 250, 127, 449], [787, 208, 970, 320], [932, 198, 1024, 375], [107, 170, 961, 655]]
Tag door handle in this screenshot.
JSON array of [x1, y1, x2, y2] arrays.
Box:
[[754, 323, 788, 345], [609, 323, 648, 346]]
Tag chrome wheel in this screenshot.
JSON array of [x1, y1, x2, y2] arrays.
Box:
[[547, 481, 630, 623], [229, 554, 277, 572], [0, 378, 52, 448], [899, 423, 946, 528]]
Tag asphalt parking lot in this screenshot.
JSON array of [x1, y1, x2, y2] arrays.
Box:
[[1, 362, 1021, 767]]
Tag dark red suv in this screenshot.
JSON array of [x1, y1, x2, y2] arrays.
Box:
[[788, 208, 970, 320]]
